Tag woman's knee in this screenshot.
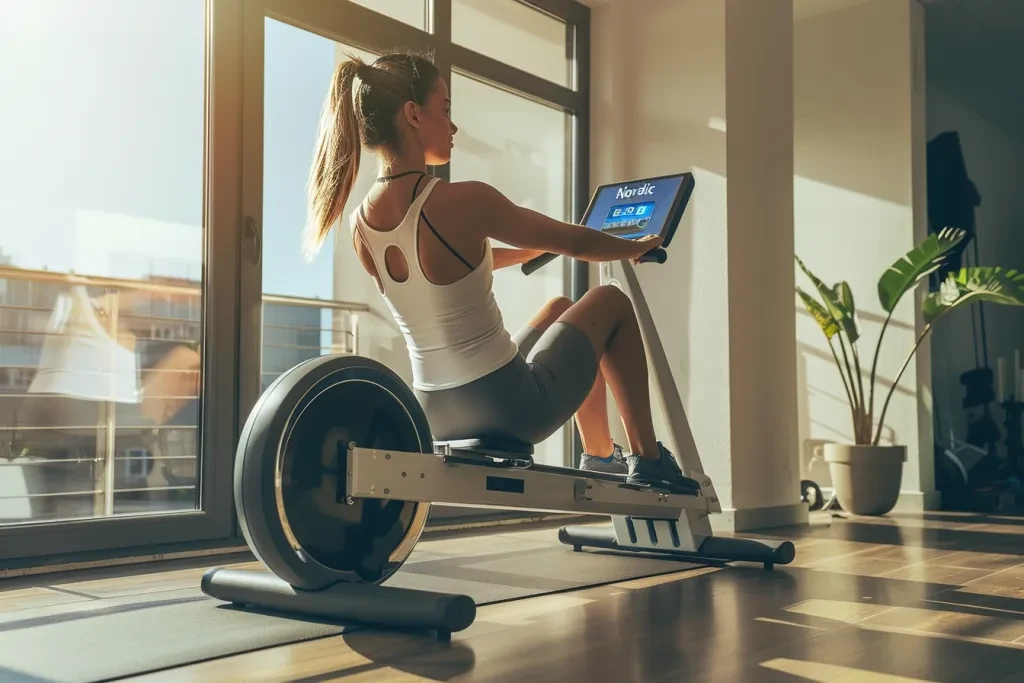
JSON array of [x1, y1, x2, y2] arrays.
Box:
[[529, 296, 574, 330], [547, 295, 574, 316], [583, 284, 631, 312]]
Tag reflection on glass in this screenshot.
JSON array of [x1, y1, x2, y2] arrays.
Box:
[[348, 0, 427, 30], [453, 0, 571, 87], [450, 73, 571, 465], [0, 1, 205, 524]]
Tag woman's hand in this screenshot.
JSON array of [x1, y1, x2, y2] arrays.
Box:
[[629, 234, 663, 263]]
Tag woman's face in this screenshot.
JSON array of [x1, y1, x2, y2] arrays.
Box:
[[408, 77, 457, 165]]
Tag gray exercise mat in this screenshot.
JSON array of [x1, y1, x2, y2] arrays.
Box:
[[0, 545, 703, 683]]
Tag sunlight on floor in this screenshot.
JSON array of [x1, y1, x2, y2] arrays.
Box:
[[477, 594, 596, 626], [760, 658, 938, 683], [785, 598, 888, 623], [777, 597, 1024, 648], [754, 616, 828, 631]]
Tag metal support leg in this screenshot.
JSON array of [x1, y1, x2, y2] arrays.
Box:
[[202, 568, 476, 641], [559, 517, 795, 570]]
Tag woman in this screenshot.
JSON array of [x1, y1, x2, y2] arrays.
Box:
[[305, 51, 697, 493]]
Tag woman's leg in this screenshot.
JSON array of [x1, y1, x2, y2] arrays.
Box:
[[521, 289, 698, 491], [519, 297, 614, 458], [555, 285, 660, 460]]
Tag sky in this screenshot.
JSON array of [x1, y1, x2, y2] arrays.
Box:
[[0, 2, 335, 300]]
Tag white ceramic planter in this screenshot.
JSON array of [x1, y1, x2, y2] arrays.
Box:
[[824, 444, 906, 516]]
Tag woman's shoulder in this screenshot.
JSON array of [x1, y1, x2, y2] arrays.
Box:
[[427, 179, 509, 212]]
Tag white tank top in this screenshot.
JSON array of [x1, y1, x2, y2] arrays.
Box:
[[350, 177, 519, 392]]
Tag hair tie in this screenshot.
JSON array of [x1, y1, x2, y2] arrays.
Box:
[[357, 64, 374, 80]]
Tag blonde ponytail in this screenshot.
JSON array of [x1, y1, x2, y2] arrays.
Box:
[[303, 51, 441, 259], [304, 57, 364, 260]]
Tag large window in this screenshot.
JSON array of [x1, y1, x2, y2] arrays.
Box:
[[0, 1, 206, 525], [349, 0, 427, 30], [453, 0, 573, 87], [0, 0, 589, 561], [450, 73, 572, 465], [247, 0, 590, 472], [259, 20, 373, 393]]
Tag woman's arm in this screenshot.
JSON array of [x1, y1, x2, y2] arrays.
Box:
[[443, 181, 661, 262], [492, 247, 547, 270]]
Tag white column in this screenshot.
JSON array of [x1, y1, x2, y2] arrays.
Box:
[[722, 0, 805, 530]]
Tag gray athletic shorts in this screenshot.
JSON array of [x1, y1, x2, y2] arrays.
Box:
[[415, 322, 599, 444]]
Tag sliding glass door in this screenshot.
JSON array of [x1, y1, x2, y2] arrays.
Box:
[[0, 0, 241, 560], [0, 0, 589, 564]]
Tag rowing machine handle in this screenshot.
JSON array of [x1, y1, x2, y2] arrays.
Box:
[[521, 248, 667, 276], [521, 253, 558, 276], [638, 248, 668, 264]]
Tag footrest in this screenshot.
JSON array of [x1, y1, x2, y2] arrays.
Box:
[[622, 477, 702, 496], [558, 523, 796, 569]]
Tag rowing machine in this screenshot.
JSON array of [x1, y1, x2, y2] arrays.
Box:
[[202, 172, 795, 641]]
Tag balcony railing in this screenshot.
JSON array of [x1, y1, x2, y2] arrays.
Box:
[[0, 265, 365, 526]]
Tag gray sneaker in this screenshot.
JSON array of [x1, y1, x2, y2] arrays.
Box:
[[579, 443, 627, 475], [626, 442, 702, 493]]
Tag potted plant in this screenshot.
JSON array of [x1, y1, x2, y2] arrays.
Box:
[[796, 227, 1024, 515]]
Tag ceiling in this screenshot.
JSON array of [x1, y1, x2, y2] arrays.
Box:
[[922, 0, 1024, 140]]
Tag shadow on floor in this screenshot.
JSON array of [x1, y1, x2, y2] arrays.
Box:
[[292, 632, 476, 683], [754, 512, 1024, 558]]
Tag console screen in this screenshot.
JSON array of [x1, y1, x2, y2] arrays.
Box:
[[581, 173, 693, 245]]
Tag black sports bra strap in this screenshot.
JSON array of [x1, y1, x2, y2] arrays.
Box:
[[420, 210, 475, 272], [359, 174, 474, 273], [376, 169, 426, 183], [411, 174, 426, 202]]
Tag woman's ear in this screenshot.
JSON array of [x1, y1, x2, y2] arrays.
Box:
[[403, 100, 420, 129]]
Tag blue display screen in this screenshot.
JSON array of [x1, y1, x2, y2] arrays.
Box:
[[582, 175, 685, 240]]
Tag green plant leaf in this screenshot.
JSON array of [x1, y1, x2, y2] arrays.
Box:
[[797, 287, 840, 338], [877, 226, 967, 313], [795, 256, 859, 343], [832, 281, 860, 340], [923, 267, 1024, 323]]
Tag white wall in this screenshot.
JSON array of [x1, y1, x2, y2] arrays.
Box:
[[926, 86, 1024, 439], [592, 0, 802, 526], [591, 0, 735, 506], [792, 0, 932, 503], [591, 0, 937, 519]]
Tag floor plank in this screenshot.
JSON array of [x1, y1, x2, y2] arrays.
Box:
[[7, 513, 1024, 682]]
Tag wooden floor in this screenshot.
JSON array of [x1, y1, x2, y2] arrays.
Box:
[[6, 511, 1024, 682]]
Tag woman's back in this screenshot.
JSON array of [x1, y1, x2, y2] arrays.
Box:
[[350, 173, 518, 392]]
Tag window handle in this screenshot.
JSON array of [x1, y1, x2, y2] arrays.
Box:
[[244, 216, 262, 266]]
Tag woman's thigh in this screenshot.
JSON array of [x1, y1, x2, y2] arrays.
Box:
[[417, 326, 597, 444]]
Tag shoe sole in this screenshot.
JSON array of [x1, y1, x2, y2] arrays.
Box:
[[626, 474, 702, 495], [579, 464, 628, 476]]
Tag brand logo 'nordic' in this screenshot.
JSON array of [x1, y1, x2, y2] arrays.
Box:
[[615, 182, 655, 199]]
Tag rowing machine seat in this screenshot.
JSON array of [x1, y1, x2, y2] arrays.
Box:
[[434, 436, 535, 459]]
